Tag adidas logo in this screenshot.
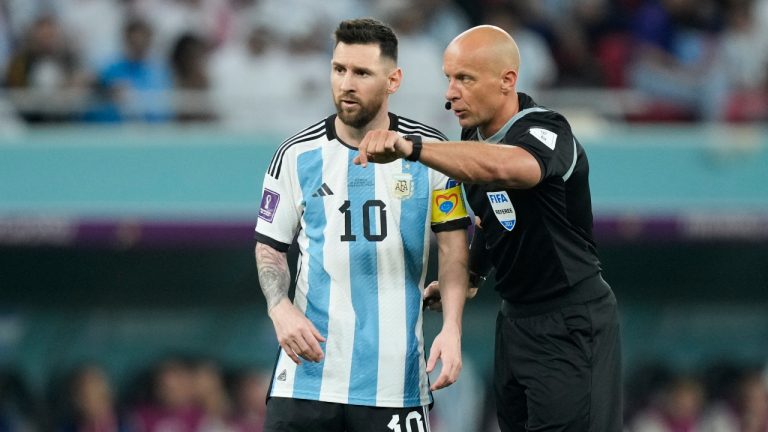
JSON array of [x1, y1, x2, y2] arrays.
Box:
[[311, 183, 334, 197], [277, 369, 287, 381]]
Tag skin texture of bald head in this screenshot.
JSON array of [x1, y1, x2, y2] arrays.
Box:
[[448, 25, 520, 77], [443, 25, 521, 137]]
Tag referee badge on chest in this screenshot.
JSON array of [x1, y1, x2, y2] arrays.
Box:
[[487, 191, 516, 231], [391, 173, 413, 199]]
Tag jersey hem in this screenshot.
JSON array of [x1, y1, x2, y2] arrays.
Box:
[[269, 390, 432, 408]]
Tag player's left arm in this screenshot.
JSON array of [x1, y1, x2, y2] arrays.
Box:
[[427, 227, 468, 390]]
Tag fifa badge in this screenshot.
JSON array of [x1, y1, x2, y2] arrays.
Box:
[[487, 190, 516, 231]]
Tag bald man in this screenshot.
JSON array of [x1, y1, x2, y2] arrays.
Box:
[[355, 26, 623, 432]]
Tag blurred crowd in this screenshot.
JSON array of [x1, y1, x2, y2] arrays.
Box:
[[623, 363, 768, 432], [0, 356, 271, 432], [2, 358, 768, 432], [0, 0, 767, 128]]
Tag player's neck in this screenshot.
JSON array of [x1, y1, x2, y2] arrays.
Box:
[[335, 109, 391, 149]]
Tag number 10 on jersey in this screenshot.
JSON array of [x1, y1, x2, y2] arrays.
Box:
[[338, 199, 388, 242], [388, 411, 426, 432]]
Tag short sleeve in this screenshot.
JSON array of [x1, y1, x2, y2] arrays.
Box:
[[254, 157, 301, 252], [509, 114, 577, 181]]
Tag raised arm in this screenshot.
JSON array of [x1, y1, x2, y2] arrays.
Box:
[[256, 242, 325, 364], [426, 228, 469, 390], [353, 130, 542, 189]]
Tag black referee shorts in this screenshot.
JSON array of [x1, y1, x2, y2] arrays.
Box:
[[494, 275, 622, 432], [264, 397, 432, 432]]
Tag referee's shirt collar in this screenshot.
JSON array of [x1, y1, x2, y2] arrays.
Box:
[[477, 92, 540, 143], [326, 113, 400, 150]]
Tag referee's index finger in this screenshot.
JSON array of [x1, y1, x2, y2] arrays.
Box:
[[356, 134, 371, 167]]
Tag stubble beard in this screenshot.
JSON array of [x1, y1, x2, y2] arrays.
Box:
[[335, 94, 383, 129]]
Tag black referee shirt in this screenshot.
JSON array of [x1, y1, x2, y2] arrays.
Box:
[[464, 93, 601, 303]]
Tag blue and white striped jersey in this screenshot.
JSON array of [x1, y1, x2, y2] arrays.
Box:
[[255, 113, 469, 408]]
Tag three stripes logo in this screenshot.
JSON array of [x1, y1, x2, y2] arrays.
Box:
[[312, 183, 334, 197], [277, 369, 287, 381]]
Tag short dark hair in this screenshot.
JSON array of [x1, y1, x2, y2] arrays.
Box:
[[333, 18, 398, 63]]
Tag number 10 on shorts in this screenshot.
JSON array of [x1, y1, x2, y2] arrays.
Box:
[[387, 411, 426, 432]]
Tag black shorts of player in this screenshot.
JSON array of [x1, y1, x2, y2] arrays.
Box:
[[264, 397, 432, 432], [494, 274, 622, 432]]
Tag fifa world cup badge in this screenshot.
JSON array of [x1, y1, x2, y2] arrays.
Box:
[[391, 173, 412, 199]]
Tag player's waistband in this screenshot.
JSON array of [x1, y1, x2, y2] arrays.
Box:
[[500, 273, 611, 318]]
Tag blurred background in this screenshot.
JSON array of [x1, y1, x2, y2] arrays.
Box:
[[0, 0, 767, 431]]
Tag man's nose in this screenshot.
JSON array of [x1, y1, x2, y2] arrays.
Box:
[[340, 71, 354, 91]]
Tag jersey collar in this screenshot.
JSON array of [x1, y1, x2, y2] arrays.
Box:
[[477, 92, 545, 143], [325, 113, 400, 150]]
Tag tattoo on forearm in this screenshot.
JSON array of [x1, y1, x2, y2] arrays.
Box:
[[255, 243, 290, 311]]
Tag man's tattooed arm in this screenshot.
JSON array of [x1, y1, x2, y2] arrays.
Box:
[[255, 242, 290, 311]]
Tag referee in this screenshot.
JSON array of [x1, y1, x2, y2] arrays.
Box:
[[355, 25, 622, 431]]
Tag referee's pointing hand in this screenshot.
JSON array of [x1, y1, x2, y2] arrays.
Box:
[[354, 130, 412, 167]]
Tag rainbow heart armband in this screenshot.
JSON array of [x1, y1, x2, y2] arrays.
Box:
[[430, 184, 469, 224]]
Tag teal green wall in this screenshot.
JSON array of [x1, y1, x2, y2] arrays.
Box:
[[1, 126, 766, 217]]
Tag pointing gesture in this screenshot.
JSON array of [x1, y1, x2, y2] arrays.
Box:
[[353, 130, 413, 167]]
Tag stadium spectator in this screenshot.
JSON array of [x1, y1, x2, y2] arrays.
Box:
[[228, 369, 269, 432], [3, 14, 90, 122], [699, 368, 768, 432], [628, 374, 706, 432], [56, 365, 132, 432], [190, 360, 234, 432], [138, 0, 234, 59], [132, 357, 203, 432], [85, 17, 173, 123], [170, 32, 216, 122], [719, 0, 768, 122], [55, 0, 125, 70], [208, 25, 303, 130], [626, 0, 729, 121]]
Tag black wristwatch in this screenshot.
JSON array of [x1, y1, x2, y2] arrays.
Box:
[[403, 134, 422, 161]]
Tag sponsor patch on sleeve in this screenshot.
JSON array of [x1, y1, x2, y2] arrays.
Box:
[[529, 128, 557, 150], [431, 185, 468, 224], [258, 188, 280, 223]]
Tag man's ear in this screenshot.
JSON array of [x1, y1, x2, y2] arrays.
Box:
[[387, 67, 403, 94], [500, 68, 518, 94]]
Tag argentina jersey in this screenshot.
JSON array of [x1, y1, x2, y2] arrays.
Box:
[[255, 113, 469, 408]]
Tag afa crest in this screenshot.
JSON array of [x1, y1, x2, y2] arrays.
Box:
[[391, 173, 412, 199]]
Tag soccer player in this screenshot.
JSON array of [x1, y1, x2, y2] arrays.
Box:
[[254, 18, 471, 432], [355, 25, 623, 432]]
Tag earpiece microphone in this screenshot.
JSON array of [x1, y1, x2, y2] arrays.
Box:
[[444, 101, 451, 110]]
